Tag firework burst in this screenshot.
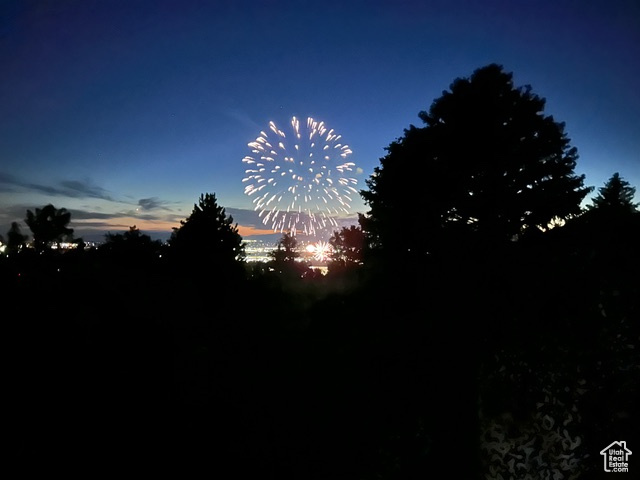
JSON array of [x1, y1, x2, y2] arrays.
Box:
[[242, 116, 358, 236], [305, 240, 333, 262]]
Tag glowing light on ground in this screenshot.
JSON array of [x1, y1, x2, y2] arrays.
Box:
[[306, 240, 333, 262]]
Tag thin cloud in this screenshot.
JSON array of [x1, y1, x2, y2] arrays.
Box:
[[0, 172, 114, 201], [137, 197, 173, 211], [70, 207, 180, 224], [0, 172, 20, 192], [224, 207, 263, 227], [0, 204, 30, 222], [68, 210, 122, 220], [72, 220, 132, 229], [59, 180, 114, 201]]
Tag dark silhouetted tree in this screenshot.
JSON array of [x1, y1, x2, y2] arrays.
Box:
[[361, 64, 592, 256], [6, 221, 28, 254], [101, 225, 161, 264], [357, 64, 598, 479], [170, 193, 245, 269], [552, 173, 640, 470], [25, 204, 74, 252], [567, 172, 640, 275], [569, 172, 640, 242], [329, 225, 364, 267], [268, 232, 313, 279], [74, 237, 86, 251], [269, 232, 299, 264], [587, 172, 638, 214]]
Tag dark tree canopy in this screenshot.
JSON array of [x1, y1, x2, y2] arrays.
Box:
[[587, 172, 638, 214], [329, 225, 364, 267], [6, 221, 28, 253], [25, 204, 74, 252], [267, 232, 314, 278], [104, 225, 158, 246], [269, 232, 299, 264], [101, 225, 162, 264], [170, 193, 245, 267], [569, 172, 640, 250], [361, 64, 592, 255]]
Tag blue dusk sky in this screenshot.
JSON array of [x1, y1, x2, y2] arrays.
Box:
[[1, 0, 639, 241]]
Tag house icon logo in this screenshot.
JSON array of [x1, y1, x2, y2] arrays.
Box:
[[601, 441, 632, 473]]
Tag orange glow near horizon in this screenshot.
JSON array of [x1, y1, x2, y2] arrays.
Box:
[[237, 225, 278, 237], [71, 217, 179, 234], [72, 217, 278, 239]]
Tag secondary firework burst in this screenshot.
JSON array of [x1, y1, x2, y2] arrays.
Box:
[[242, 116, 358, 236], [305, 241, 334, 263]]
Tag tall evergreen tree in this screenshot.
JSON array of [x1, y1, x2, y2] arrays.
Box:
[[587, 172, 638, 214], [170, 193, 245, 269], [361, 64, 592, 255]]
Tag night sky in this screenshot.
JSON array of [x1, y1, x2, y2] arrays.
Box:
[[1, 0, 639, 241]]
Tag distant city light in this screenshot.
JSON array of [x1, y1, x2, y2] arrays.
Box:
[[244, 238, 334, 265]]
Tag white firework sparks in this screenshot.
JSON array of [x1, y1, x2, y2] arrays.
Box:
[[306, 241, 333, 262], [242, 116, 358, 236]]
